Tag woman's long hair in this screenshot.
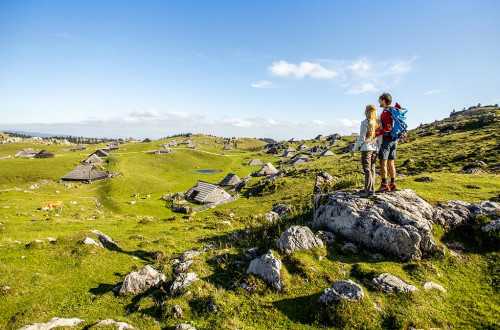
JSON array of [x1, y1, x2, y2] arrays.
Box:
[[365, 104, 380, 140]]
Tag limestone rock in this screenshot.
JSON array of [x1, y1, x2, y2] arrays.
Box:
[[175, 260, 194, 274], [272, 204, 291, 217], [89, 230, 121, 250], [372, 273, 418, 293], [83, 237, 103, 248], [313, 171, 338, 195], [423, 281, 446, 292], [175, 324, 196, 330], [435, 200, 500, 228], [276, 226, 323, 255], [319, 280, 364, 304], [120, 265, 166, 295], [482, 219, 500, 233], [93, 319, 134, 329], [265, 211, 280, 223], [170, 273, 199, 294], [341, 242, 359, 254], [18, 317, 85, 329], [313, 190, 440, 261], [179, 249, 204, 262], [315, 231, 335, 244], [172, 305, 183, 318], [247, 250, 284, 290]]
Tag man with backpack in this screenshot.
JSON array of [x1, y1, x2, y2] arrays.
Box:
[[375, 93, 408, 193]]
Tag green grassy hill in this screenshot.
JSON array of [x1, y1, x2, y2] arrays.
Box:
[[0, 107, 499, 329]]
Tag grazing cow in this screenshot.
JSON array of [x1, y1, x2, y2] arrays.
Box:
[[42, 201, 64, 211]]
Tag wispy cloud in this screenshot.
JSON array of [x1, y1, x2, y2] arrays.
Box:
[[261, 56, 416, 94], [339, 118, 362, 128], [165, 110, 199, 119], [424, 89, 445, 96], [269, 60, 338, 79], [131, 108, 162, 117], [251, 80, 278, 89]]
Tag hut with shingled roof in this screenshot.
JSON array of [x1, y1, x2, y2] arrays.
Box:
[[70, 144, 87, 151], [61, 165, 108, 183], [82, 154, 103, 164], [256, 162, 279, 176], [297, 143, 309, 150], [186, 180, 231, 204], [219, 173, 241, 187], [248, 159, 263, 166], [34, 150, 54, 159], [319, 150, 335, 157], [142, 138, 152, 143], [222, 144, 233, 151], [91, 149, 109, 158], [280, 150, 294, 158], [15, 148, 37, 158]]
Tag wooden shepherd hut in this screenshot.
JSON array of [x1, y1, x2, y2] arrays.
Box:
[[222, 144, 233, 151], [82, 154, 103, 164], [248, 159, 264, 166], [61, 165, 108, 183], [34, 150, 55, 159], [70, 144, 87, 151], [219, 173, 241, 187], [91, 149, 109, 158], [186, 180, 231, 204], [319, 150, 335, 157], [15, 148, 37, 158], [256, 162, 279, 176]]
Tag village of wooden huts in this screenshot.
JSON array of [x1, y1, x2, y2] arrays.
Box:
[[61, 165, 108, 183]]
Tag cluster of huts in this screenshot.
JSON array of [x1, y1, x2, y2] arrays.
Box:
[[14, 148, 55, 159]]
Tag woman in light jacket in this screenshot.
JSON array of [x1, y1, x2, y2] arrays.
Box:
[[350, 104, 382, 197]]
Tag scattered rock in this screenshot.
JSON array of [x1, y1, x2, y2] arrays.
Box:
[[462, 161, 487, 170], [372, 254, 384, 260], [483, 114, 495, 124], [175, 324, 196, 330], [175, 260, 194, 274], [245, 247, 259, 259], [414, 177, 432, 182], [313, 171, 338, 195], [482, 219, 500, 233], [276, 226, 324, 255], [272, 204, 291, 217], [448, 249, 462, 258], [18, 317, 85, 330], [313, 190, 441, 261], [170, 273, 199, 294], [372, 273, 418, 293], [221, 220, 231, 226], [206, 300, 218, 313], [341, 242, 359, 254], [89, 230, 121, 250], [435, 200, 500, 228], [93, 319, 134, 329], [315, 231, 335, 244], [265, 211, 280, 223], [319, 280, 364, 304], [444, 241, 465, 251], [458, 169, 484, 174], [423, 281, 446, 292], [83, 237, 103, 248], [46, 237, 56, 243], [179, 249, 204, 262], [120, 265, 166, 295], [172, 305, 183, 318], [2, 286, 10, 294], [247, 250, 284, 290]]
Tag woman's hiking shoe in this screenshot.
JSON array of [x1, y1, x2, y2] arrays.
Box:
[[376, 183, 390, 193], [390, 183, 398, 191]]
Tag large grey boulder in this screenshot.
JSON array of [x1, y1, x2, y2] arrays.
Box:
[[170, 273, 199, 294], [482, 219, 500, 233], [175, 260, 194, 274], [18, 317, 85, 329], [435, 200, 500, 228], [120, 265, 166, 295], [89, 230, 121, 250], [313, 171, 338, 195], [179, 249, 204, 262], [276, 226, 323, 255], [83, 237, 103, 248], [313, 190, 440, 261], [272, 204, 291, 217], [423, 281, 446, 292], [93, 319, 134, 329], [319, 280, 364, 304], [372, 273, 418, 293], [247, 250, 284, 290]]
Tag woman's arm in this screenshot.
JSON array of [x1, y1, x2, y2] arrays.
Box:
[[351, 120, 368, 152]]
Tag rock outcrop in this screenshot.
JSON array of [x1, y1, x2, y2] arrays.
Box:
[[313, 171, 338, 195], [93, 319, 134, 329], [276, 226, 323, 255], [319, 280, 364, 304], [120, 265, 166, 295], [434, 200, 500, 228], [423, 281, 446, 292], [89, 230, 121, 250], [372, 273, 418, 293], [18, 317, 85, 330], [170, 273, 199, 294], [247, 250, 284, 290], [482, 219, 500, 233]]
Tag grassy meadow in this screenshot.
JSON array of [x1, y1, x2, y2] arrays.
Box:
[[0, 107, 499, 329]]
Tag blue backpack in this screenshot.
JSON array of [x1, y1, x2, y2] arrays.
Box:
[[384, 103, 408, 141]]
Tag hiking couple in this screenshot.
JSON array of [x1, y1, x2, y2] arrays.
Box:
[[350, 92, 407, 197]]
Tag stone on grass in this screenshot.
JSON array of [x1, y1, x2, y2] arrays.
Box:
[[435, 200, 500, 228], [372, 273, 418, 293], [206, 300, 218, 313], [94, 319, 134, 329], [175, 324, 196, 330], [423, 281, 446, 292], [341, 242, 359, 254], [276, 226, 323, 255], [482, 219, 500, 233], [175, 260, 194, 274], [18, 317, 85, 329], [120, 265, 166, 295], [179, 249, 204, 262], [46, 237, 56, 243], [170, 273, 199, 294], [315, 231, 335, 244], [313, 171, 338, 195], [319, 280, 364, 304], [265, 211, 280, 223], [172, 305, 183, 318], [272, 204, 291, 217], [83, 237, 103, 248], [247, 250, 284, 290], [89, 230, 121, 250]]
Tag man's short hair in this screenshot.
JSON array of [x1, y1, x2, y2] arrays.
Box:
[[379, 93, 392, 105]]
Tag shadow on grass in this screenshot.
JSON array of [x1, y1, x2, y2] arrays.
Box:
[[272, 292, 323, 325]]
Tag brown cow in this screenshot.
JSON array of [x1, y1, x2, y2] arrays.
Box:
[[42, 201, 63, 211]]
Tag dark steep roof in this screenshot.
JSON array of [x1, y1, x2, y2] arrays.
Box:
[[34, 150, 54, 158], [71, 144, 87, 151], [219, 173, 241, 186], [61, 165, 108, 183]]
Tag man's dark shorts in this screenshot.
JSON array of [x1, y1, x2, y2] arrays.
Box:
[[379, 140, 398, 160]]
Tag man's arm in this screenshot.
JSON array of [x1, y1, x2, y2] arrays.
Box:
[[375, 110, 392, 136]]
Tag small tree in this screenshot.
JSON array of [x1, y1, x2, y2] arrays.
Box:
[[477, 103, 481, 107]]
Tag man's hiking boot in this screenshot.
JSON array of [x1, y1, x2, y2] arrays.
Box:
[[389, 183, 398, 192], [376, 183, 390, 193]]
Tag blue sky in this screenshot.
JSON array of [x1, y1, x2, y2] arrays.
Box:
[[1, 0, 499, 140]]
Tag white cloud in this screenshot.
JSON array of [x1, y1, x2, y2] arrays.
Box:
[[348, 82, 378, 95], [339, 118, 362, 128], [309, 120, 329, 126], [131, 108, 162, 117], [424, 89, 444, 96], [346, 59, 371, 73], [269, 60, 338, 79], [165, 110, 198, 119], [251, 80, 278, 89]]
